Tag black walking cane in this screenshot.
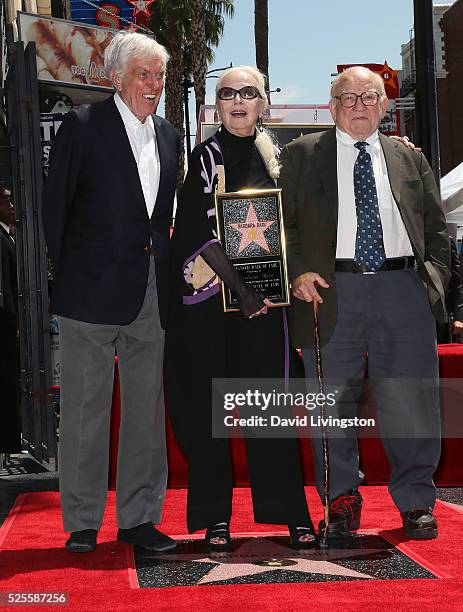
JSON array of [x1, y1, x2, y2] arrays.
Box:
[[313, 301, 330, 549]]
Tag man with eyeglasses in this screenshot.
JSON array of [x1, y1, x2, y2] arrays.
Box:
[[280, 66, 450, 540]]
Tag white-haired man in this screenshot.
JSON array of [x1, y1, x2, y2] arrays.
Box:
[[280, 66, 450, 540], [43, 32, 180, 552]]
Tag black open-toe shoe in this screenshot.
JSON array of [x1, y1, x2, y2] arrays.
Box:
[[205, 522, 232, 552], [288, 525, 317, 549]]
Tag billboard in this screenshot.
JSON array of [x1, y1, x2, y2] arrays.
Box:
[[69, 0, 134, 28], [18, 12, 116, 89]]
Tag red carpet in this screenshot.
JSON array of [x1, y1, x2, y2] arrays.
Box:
[[1, 488, 463, 610]]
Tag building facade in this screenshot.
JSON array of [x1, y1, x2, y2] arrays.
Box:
[[401, 0, 463, 176]]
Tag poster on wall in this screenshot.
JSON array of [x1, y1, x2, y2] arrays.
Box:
[[40, 113, 68, 176], [18, 12, 116, 88]]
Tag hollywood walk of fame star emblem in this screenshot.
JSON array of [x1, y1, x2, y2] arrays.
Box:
[[229, 204, 276, 256], [378, 61, 399, 98], [150, 538, 372, 584], [127, 0, 156, 17], [135, 534, 436, 588]]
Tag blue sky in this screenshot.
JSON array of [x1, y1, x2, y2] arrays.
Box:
[[205, 0, 418, 105], [157, 0, 455, 138]]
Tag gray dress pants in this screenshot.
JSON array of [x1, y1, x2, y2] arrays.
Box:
[[303, 268, 441, 513], [58, 256, 167, 532]]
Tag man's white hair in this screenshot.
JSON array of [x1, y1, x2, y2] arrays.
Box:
[[104, 31, 169, 78]]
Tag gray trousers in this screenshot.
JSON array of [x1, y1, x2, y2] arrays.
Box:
[[303, 268, 441, 513], [58, 256, 167, 532]]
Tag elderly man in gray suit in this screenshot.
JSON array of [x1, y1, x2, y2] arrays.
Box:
[[43, 32, 180, 552], [280, 66, 450, 540]]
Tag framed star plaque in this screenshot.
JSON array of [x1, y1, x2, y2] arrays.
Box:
[[215, 188, 290, 312]]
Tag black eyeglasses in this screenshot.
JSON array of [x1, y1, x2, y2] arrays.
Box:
[[334, 91, 381, 108], [217, 86, 262, 101]]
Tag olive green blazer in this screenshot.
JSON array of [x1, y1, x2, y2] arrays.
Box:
[[279, 127, 451, 348]]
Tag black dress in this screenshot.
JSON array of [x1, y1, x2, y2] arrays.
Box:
[[165, 126, 311, 532]]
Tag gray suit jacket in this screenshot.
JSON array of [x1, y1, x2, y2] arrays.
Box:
[[279, 127, 451, 348]]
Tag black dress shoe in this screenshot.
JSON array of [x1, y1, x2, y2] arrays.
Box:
[[318, 489, 363, 537], [65, 529, 97, 553], [117, 522, 176, 552], [401, 508, 438, 540]]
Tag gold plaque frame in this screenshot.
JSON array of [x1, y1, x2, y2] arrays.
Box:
[[215, 188, 290, 313]]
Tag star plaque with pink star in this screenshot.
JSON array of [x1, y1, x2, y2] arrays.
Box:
[[215, 188, 290, 312]]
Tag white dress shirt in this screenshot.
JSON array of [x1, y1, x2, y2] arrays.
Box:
[[0, 221, 9, 234], [335, 127, 413, 259], [114, 93, 160, 219]]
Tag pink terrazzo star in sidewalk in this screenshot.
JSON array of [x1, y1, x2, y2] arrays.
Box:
[[229, 204, 275, 255], [149, 537, 374, 584]]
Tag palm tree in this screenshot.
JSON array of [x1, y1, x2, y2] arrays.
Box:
[[150, 0, 234, 189], [190, 1, 234, 121], [254, 0, 270, 101], [149, 2, 187, 190], [190, 0, 207, 122]]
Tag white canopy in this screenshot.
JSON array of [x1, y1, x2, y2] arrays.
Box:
[[442, 161, 463, 224]]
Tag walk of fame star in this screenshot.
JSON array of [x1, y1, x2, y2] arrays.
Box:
[[127, 0, 155, 17], [229, 204, 275, 255], [135, 534, 436, 588], [379, 61, 399, 97]]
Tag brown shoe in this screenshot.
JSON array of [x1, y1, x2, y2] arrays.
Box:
[[318, 489, 363, 536], [401, 508, 438, 540]]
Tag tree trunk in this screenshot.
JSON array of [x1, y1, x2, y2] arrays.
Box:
[[254, 0, 270, 102], [164, 24, 185, 191], [190, 0, 208, 121]]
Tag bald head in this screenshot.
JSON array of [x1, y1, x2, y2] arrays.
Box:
[[329, 66, 388, 141], [330, 66, 386, 99]]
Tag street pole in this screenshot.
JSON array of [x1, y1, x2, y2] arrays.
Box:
[[413, 0, 441, 186]]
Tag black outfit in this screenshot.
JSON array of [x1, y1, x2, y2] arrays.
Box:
[[0, 225, 21, 453], [165, 127, 311, 533], [437, 235, 463, 343]]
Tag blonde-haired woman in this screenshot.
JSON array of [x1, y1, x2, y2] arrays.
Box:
[[166, 66, 314, 553]]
